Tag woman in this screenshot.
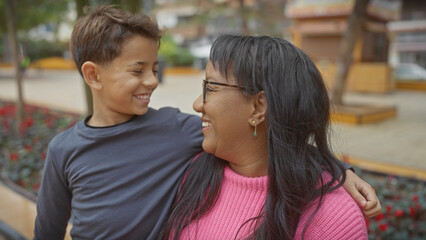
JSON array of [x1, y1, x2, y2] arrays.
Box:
[[164, 35, 369, 239]]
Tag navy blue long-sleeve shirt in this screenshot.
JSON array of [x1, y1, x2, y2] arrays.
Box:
[[34, 107, 203, 240]]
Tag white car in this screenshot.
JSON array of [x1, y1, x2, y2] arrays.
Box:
[[394, 63, 426, 81]]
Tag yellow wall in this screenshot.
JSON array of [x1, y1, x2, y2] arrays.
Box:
[[31, 57, 76, 70], [291, 21, 393, 94], [317, 61, 394, 93]]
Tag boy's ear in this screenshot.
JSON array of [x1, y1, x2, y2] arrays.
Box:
[[249, 91, 267, 124], [81, 61, 102, 90]]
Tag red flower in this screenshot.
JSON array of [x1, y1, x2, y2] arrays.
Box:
[[0, 105, 15, 116], [32, 183, 40, 191], [395, 209, 404, 217], [45, 118, 53, 127], [386, 205, 392, 213], [24, 117, 34, 128], [24, 145, 32, 152], [0, 107, 6, 116], [379, 223, 388, 232], [9, 153, 19, 162], [3, 120, 10, 133], [41, 152, 47, 160], [375, 213, 385, 221], [413, 195, 419, 203], [24, 105, 31, 112], [19, 117, 33, 132], [410, 206, 416, 218], [17, 180, 27, 187]]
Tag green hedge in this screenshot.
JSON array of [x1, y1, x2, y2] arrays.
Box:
[[21, 38, 68, 61], [158, 34, 194, 67]]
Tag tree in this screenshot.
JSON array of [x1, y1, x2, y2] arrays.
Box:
[[191, 0, 287, 37], [0, 0, 71, 36], [1, 0, 71, 122], [5, 0, 24, 123], [239, 0, 249, 35], [75, 0, 93, 115], [331, 0, 370, 105]]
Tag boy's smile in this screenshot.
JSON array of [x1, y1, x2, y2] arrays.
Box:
[[133, 93, 152, 104], [89, 35, 159, 127]]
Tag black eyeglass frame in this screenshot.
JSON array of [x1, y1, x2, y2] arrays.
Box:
[[202, 79, 246, 103]]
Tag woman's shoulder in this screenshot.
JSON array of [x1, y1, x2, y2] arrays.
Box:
[[295, 178, 368, 240]]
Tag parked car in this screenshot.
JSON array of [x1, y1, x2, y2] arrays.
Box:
[[394, 63, 426, 81], [188, 38, 212, 70]]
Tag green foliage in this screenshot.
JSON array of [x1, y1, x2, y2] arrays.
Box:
[[158, 34, 194, 67], [1, 0, 72, 61], [0, 0, 71, 35], [20, 38, 68, 61]]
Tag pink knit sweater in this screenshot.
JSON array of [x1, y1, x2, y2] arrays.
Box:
[[178, 166, 367, 240]]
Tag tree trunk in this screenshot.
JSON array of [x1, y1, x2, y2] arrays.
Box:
[[5, 0, 24, 123], [331, 0, 370, 106], [76, 0, 93, 115], [239, 0, 249, 35]]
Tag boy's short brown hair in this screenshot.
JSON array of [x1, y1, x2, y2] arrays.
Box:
[[70, 5, 161, 76]]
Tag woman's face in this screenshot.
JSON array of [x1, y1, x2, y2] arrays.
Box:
[[193, 61, 254, 161]]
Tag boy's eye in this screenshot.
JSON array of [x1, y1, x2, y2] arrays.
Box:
[[133, 70, 142, 74]]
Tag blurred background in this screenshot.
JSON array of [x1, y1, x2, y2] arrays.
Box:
[[0, 0, 425, 239]]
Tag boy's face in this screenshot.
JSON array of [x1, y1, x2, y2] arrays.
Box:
[[94, 35, 159, 125]]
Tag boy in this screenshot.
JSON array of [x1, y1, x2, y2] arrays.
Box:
[[34, 5, 380, 240], [34, 5, 202, 239]]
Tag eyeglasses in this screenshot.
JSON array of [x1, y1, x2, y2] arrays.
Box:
[[202, 79, 246, 103]]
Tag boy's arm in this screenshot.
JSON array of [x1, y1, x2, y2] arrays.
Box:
[[34, 148, 72, 239], [343, 170, 382, 218]]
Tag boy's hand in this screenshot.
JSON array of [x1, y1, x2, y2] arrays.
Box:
[[343, 170, 382, 218]]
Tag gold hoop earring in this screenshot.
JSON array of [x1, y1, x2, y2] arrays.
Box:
[[252, 120, 257, 136]]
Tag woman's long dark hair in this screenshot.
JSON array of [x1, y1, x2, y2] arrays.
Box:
[[162, 35, 346, 240]]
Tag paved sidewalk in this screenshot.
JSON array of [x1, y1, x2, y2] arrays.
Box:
[[0, 68, 425, 173]]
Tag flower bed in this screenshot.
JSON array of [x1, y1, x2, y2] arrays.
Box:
[[0, 100, 424, 239], [355, 167, 426, 239], [0, 100, 81, 196]]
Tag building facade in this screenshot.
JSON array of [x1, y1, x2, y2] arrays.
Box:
[[286, 0, 402, 93]]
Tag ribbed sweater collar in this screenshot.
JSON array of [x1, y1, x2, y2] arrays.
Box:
[[223, 165, 268, 192]]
